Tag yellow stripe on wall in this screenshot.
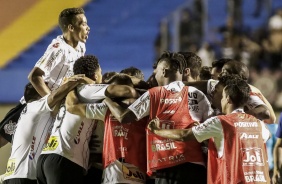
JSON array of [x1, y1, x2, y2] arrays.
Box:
[[0, 0, 90, 68]]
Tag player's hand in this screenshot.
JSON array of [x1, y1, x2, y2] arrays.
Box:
[[89, 135, 101, 152], [272, 169, 281, 184], [64, 74, 85, 83], [147, 117, 160, 133], [192, 121, 200, 126]]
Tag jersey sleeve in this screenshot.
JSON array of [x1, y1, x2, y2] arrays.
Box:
[[259, 120, 271, 142], [192, 116, 223, 142], [245, 93, 267, 110], [206, 79, 219, 100], [189, 87, 214, 122], [86, 102, 107, 121], [77, 84, 109, 103], [128, 91, 150, 120]]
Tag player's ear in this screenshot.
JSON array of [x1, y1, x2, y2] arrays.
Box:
[[68, 24, 74, 32], [183, 68, 191, 76]]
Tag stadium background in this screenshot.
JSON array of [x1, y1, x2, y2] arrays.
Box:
[[1, 0, 282, 174]]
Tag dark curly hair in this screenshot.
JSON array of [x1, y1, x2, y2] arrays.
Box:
[[120, 67, 144, 80], [157, 51, 185, 74], [24, 83, 41, 102], [218, 74, 250, 107], [59, 8, 85, 32], [178, 51, 202, 79], [73, 55, 100, 80], [104, 73, 133, 86]]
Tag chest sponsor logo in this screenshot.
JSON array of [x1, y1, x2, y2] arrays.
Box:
[[5, 159, 16, 176], [29, 136, 36, 160], [244, 171, 267, 183], [234, 122, 258, 128], [74, 122, 84, 144], [240, 133, 259, 139], [113, 125, 129, 140], [241, 148, 264, 166], [4, 120, 17, 135], [43, 136, 59, 151], [160, 97, 182, 104]]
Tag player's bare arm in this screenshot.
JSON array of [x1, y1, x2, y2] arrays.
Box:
[[66, 90, 87, 117], [249, 84, 276, 124], [28, 67, 51, 97], [147, 117, 196, 142], [47, 75, 90, 108], [105, 85, 139, 99], [103, 97, 136, 123], [272, 138, 282, 184]]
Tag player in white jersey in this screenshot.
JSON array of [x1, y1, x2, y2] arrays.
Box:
[[28, 7, 90, 97], [0, 7, 90, 152], [3, 75, 88, 184], [36, 55, 139, 184]]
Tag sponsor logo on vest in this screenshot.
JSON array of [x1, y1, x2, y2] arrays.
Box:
[[29, 136, 36, 160], [114, 126, 129, 139], [160, 97, 182, 104], [4, 120, 17, 135], [5, 159, 16, 176], [74, 122, 84, 144], [151, 142, 177, 152], [240, 133, 259, 139], [122, 165, 145, 182], [244, 171, 267, 182], [242, 148, 264, 166], [234, 122, 258, 127], [149, 154, 185, 164]]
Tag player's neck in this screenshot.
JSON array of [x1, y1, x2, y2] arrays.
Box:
[[63, 34, 78, 48]]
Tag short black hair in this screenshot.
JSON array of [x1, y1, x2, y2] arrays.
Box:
[[73, 55, 100, 80], [120, 67, 144, 80], [24, 83, 41, 102], [59, 8, 85, 32], [178, 51, 202, 79], [102, 71, 118, 83], [157, 51, 185, 74], [212, 58, 233, 69], [199, 66, 212, 80], [218, 74, 250, 107], [223, 60, 249, 81], [104, 73, 133, 86]]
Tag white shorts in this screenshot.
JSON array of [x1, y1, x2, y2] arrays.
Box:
[[102, 160, 146, 184]]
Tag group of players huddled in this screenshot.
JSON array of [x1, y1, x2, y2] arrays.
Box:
[[0, 7, 277, 184]]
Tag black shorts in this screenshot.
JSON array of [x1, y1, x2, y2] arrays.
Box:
[[3, 178, 37, 184], [155, 162, 207, 184], [36, 154, 85, 184]]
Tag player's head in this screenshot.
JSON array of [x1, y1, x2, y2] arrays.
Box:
[[24, 83, 41, 102], [178, 51, 202, 81], [211, 74, 242, 110], [102, 71, 118, 83], [220, 60, 249, 81], [199, 66, 212, 80], [155, 51, 185, 86], [73, 55, 102, 84], [104, 73, 134, 87], [222, 76, 250, 113], [59, 8, 90, 43], [120, 67, 144, 81], [211, 58, 233, 80]]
